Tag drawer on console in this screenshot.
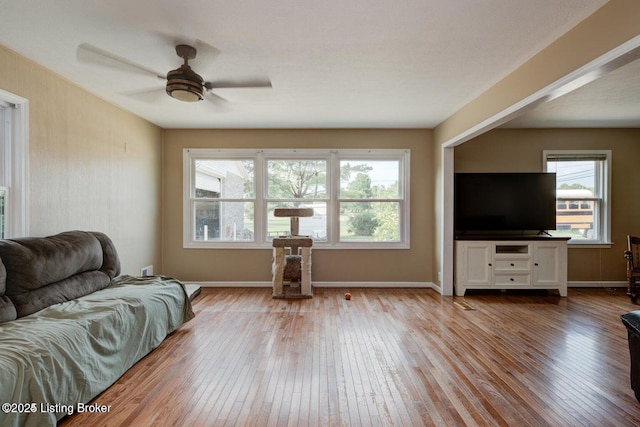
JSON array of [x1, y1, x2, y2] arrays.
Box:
[[494, 273, 531, 286], [493, 259, 531, 270]]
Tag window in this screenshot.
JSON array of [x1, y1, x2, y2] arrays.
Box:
[[265, 157, 328, 240], [544, 150, 611, 245], [339, 159, 402, 242], [0, 186, 6, 239], [184, 149, 410, 249], [192, 158, 255, 242], [0, 90, 28, 239]]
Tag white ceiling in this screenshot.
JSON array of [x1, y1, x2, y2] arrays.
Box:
[[2, 0, 630, 130]]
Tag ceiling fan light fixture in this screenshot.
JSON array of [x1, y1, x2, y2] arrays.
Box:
[[166, 81, 203, 102], [166, 65, 204, 102]]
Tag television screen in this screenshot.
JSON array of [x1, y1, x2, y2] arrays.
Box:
[[454, 172, 556, 233]]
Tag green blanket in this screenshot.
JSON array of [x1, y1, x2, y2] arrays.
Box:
[[0, 275, 195, 427]]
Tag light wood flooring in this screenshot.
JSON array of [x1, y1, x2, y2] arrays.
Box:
[[60, 287, 640, 426]]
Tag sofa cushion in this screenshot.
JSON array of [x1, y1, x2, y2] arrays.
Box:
[[0, 231, 119, 317], [0, 258, 17, 323], [8, 270, 111, 318]]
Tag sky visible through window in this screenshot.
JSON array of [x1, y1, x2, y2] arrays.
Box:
[[547, 160, 594, 190]]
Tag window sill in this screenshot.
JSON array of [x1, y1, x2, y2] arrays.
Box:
[[568, 241, 612, 249], [183, 241, 410, 250]]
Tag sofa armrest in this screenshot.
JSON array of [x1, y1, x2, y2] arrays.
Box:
[[621, 311, 640, 402], [622, 311, 640, 336], [89, 231, 121, 278]]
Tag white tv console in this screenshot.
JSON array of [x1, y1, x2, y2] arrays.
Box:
[[454, 237, 569, 297]]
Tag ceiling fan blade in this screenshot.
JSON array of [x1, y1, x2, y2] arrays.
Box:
[[77, 43, 166, 79], [205, 78, 272, 90], [202, 91, 230, 112], [206, 91, 228, 103], [120, 86, 166, 103]]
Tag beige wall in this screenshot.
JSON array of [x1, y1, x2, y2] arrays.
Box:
[[0, 44, 163, 275], [162, 129, 433, 284], [435, 0, 640, 146], [455, 128, 640, 282]]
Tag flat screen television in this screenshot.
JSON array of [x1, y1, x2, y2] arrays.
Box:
[[454, 172, 556, 234]]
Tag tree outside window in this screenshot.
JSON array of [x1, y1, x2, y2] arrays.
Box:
[[339, 160, 401, 242], [266, 159, 328, 240]]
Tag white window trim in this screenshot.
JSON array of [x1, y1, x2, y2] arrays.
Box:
[[543, 149, 611, 247], [334, 149, 410, 248], [0, 89, 29, 238], [183, 148, 410, 249]]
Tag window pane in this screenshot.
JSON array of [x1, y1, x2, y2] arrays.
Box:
[[340, 202, 400, 242], [547, 160, 596, 240], [194, 201, 254, 241], [266, 202, 327, 241], [340, 160, 400, 199], [195, 160, 254, 198], [547, 160, 595, 193], [267, 160, 327, 199], [0, 188, 5, 239]]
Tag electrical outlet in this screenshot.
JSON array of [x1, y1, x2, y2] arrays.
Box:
[[141, 265, 153, 276]]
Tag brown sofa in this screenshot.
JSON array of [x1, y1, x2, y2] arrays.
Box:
[[621, 311, 640, 402], [0, 231, 120, 321], [0, 231, 194, 426]]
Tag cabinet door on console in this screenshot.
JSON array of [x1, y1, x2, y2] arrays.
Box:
[[533, 243, 562, 286], [461, 242, 493, 287]]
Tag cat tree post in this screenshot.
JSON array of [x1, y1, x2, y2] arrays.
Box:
[[272, 208, 314, 299]]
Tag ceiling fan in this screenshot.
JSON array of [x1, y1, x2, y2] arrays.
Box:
[[76, 42, 272, 104]]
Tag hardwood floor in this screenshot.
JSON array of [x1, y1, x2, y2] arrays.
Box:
[[60, 287, 640, 426]]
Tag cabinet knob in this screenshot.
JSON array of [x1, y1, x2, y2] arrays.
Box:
[[510, 278, 514, 281], [510, 263, 514, 267], [534, 263, 539, 266], [488, 263, 492, 266]]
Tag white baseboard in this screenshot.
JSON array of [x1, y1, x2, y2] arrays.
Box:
[[189, 281, 271, 287], [189, 281, 433, 289], [430, 282, 443, 294], [184, 280, 627, 290], [314, 281, 432, 288], [568, 281, 627, 288]]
